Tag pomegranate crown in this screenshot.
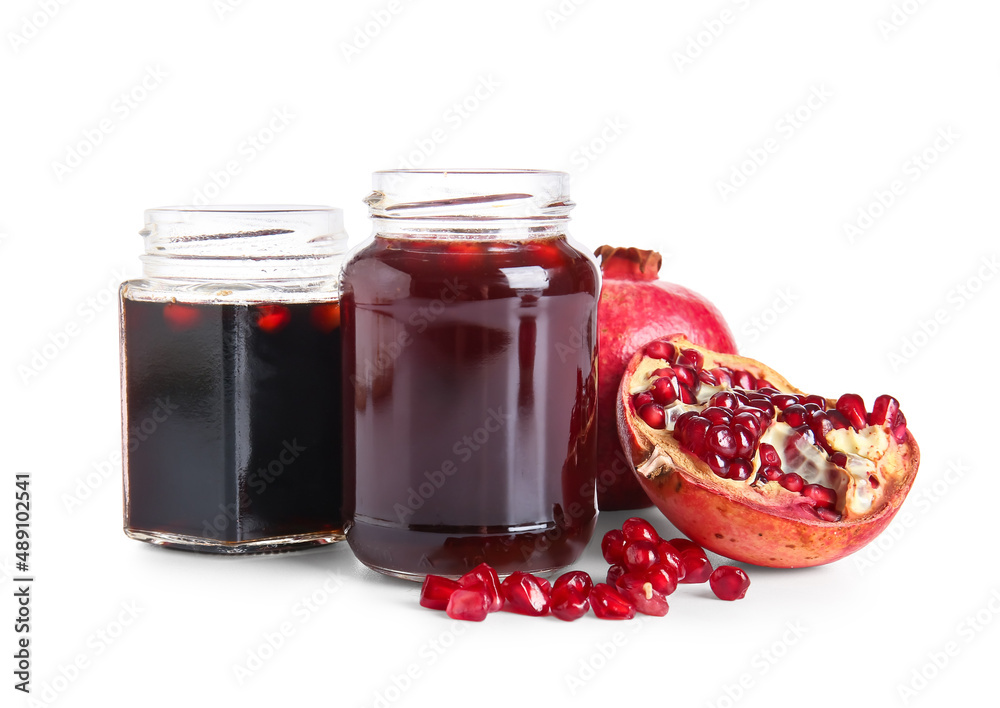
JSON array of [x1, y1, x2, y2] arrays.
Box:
[[594, 245, 662, 281]]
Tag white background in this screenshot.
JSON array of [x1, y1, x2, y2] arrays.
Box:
[[1, 1, 998, 706]]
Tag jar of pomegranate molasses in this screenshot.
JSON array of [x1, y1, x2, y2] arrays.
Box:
[[120, 206, 348, 553], [342, 170, 600, 579]]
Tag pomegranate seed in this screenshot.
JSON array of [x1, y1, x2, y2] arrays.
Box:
[[772, 393, 800, 411], [679, 385, 698, 404], [732, 428, 756, 459], [677, 348, 704, 371], [731, 369, 757, 391], [802, 394, 827, 409], [501, 572, 550, 616], [638, 403, 666, 429], [601, 529, 627, 564], [419, 575, 460, 611], [744, 398, 774, 418], [645, 341, 675, 362], [655, 541, 686, 582], [538, 577, 552, 595], [162, 303, 202, 331], [633, 392, 654, 409], [702, 406, 733, 424], [812, 507, 843, 522], [807, 411, 834, 442], [781, 404, 807, 427], [622, 517, 661, 543], [680, 416, 711, 455], [623, 540, 660, 572], [704, 453, 728, 477], [446, 589, 490, 621], [606, 564, 627, 586], [830, 451, 848, 468], [890, 410, 907, 443], [756, 385, 779, 396], [709, 566, 750, 601], [651, 377, 678, 406], [643, 562, 680, 595], [835, 393, 867, 430], [458, 563, 504, 612], [699, 369, 719, 386], [616, 572, 669, 616], [869, 474, 880, 489], [758, 465, 783, 482], [551, 571, 593, 622], [667, 539, 712, 584], [677, 549, 713, 584], [727, 458, 753, 481], [759, 443, 781, 467], [778, 472, 804, 492], [827, 410, 851, 430], [731, 411, 762, 436], [674, 366, 697, 388], [673, 411, 696, 438], [711, 367, 733, 387], [651, 367, 674, 377], [590, 584, 637, 620], [802, 484, 837, 508], [710, 391, 740, 410], [706, 425, 738, 458], [870, 394, 895, 424], [254, 304, 292, 333]]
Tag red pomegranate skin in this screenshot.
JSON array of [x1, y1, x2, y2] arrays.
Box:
[[595, 247, 737, 510]]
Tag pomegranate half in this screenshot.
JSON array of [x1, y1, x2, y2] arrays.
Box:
[[616, 336, 920, 568]]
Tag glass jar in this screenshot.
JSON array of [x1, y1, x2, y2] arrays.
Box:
[[342, 170, 599, 579], [120, 206, 348, 553]]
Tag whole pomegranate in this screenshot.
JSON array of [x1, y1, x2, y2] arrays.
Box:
[[616, 336, 920, 568], [595, 246, 737, 510]]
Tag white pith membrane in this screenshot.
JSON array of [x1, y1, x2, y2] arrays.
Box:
[[628, 355, 897, 518]]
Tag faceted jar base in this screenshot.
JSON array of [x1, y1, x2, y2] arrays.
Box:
[[124, 528, 345, 554]]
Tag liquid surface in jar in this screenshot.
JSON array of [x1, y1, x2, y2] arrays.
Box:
[[342, 235, 598, 577], [122, 299, 344, 544]]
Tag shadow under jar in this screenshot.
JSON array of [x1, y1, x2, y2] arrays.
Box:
[[342, 170, 600, 579], [120, 206, 348, 553]]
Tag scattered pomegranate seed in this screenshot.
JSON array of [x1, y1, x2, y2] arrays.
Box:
[[446, 588, 490, 621], [709, 566, 750, 601], [501, 572, 551, 616], [419, 575, 460, 611], [254, 304, 292, 333], [606, 564, 627, 586], [616, 572, 669, 616], [622, 517, 660, 543], [550, 571, 593, 622], [655, 541, 686, 582], [669, 539, 713, 584], [601, 529, 627, 565], [623, 540, 660, 572], [590, 584, 637, 620], [643, 562, 680, 596], [458, 563, 504, 613]]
